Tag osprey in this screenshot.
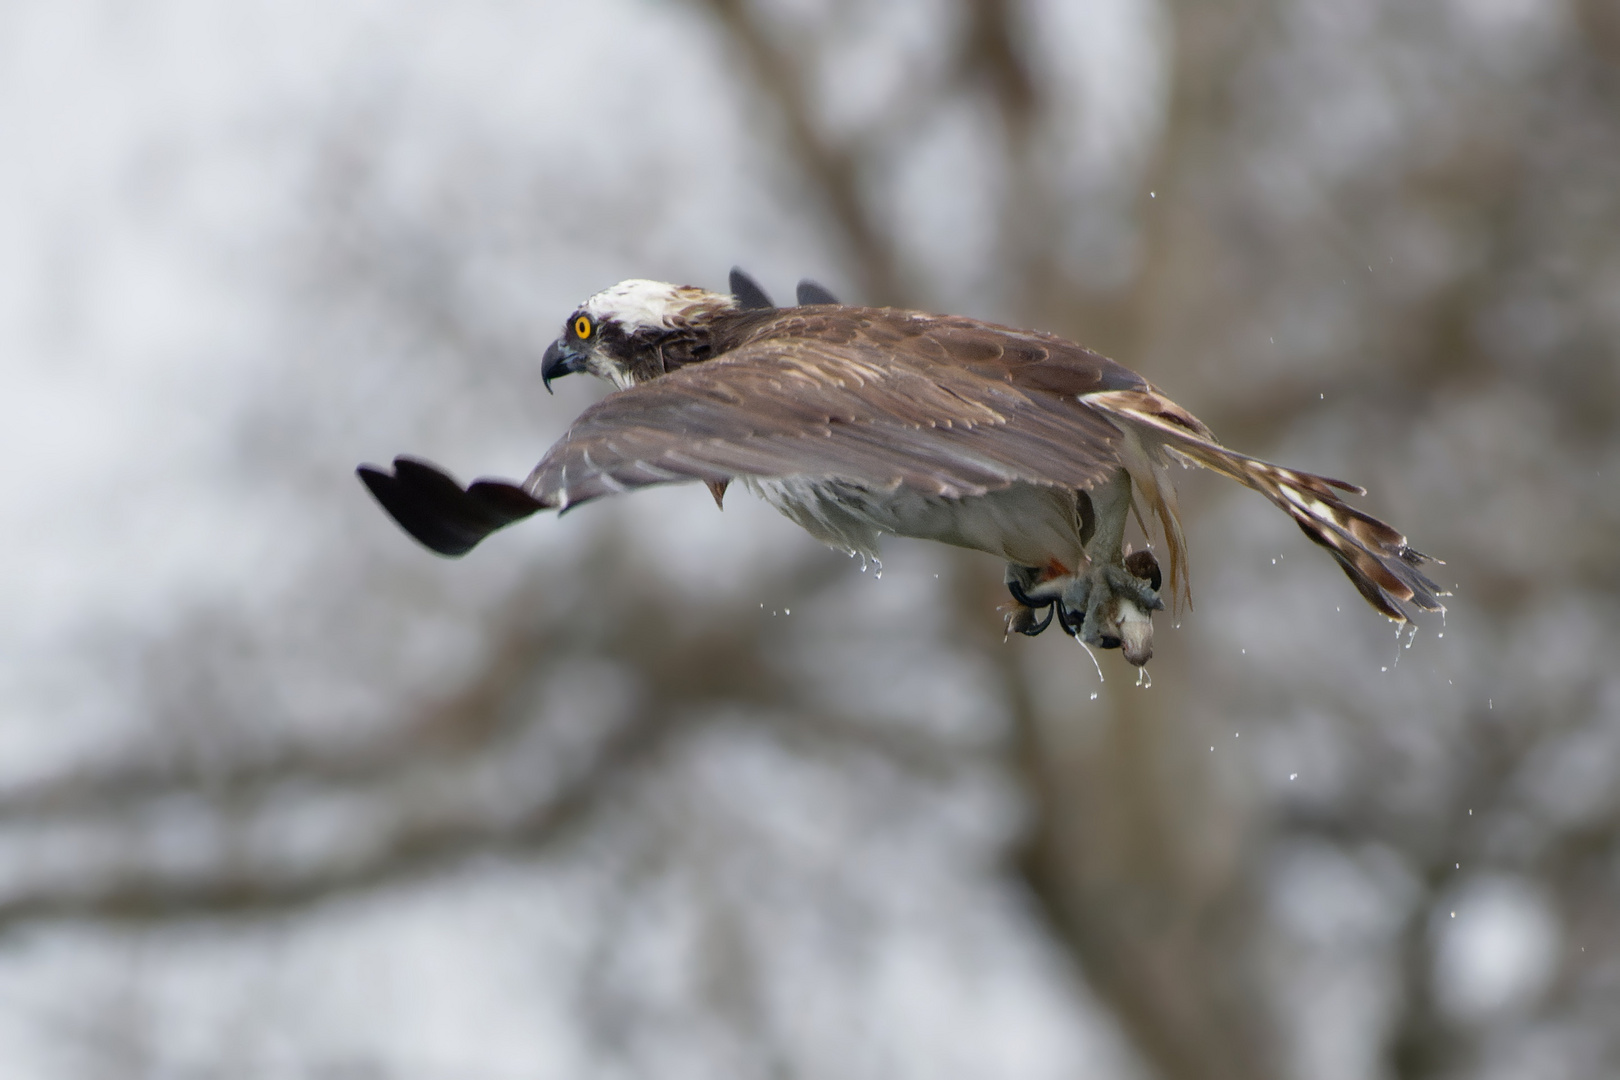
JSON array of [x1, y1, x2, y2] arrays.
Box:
[[358, 270, 1444, 666]]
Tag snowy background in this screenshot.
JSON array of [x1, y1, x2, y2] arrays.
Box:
[[2, 1, 1617, 1077]]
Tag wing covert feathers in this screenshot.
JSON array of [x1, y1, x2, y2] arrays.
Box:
[[523, 321, 1134, 511], [1085, 390, 1446, 623]]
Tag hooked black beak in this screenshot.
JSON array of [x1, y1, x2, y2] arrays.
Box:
[[541, 339, 587, 394]]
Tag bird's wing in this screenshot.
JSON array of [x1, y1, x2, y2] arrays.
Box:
[[523, 318, 1134, 511], [355, 310, 1142, 558], [356, 458, 544, 557]]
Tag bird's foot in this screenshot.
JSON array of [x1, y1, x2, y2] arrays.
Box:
[[1058, 550, 1163, 666], [1003, 551, 1163, 665]]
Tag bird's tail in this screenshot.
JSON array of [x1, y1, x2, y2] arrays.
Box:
[[1086, 390, 1447, 623]]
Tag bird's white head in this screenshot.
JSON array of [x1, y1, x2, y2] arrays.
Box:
[[582, 280, 737, 335], [543, 280, 740, 391]]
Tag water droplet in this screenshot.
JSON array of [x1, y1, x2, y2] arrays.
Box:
[[1241, 648, 1246, 654], [1450, 911, 1456, 918], [1149, 190, 1156, 198], [784, 608, 790, 615], [1289, 772, 1298, 780], [1089, 691, 1098, 701], [1381, 666, 1387, 672], [1076, 639, 1105, 683]]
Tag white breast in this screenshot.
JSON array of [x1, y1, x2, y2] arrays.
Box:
[[745, 477, 1089, 570]]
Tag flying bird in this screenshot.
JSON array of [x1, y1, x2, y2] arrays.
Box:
[[358, 269, 1444, 666]]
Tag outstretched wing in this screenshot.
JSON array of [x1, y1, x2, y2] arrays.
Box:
[[522, 311, 1140, 511]]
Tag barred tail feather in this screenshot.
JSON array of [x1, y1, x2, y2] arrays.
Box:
[[1085, 390, 1446, 623]]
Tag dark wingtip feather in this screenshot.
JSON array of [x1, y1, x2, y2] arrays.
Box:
[[796, 279, 840, 305], [357, 457, 542, 557], [729, 267, 775, 310]]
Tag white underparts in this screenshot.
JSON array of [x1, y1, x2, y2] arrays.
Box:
[[744, 476, 1095, 569]]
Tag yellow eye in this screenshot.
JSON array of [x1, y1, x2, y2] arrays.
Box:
[[573, 315, 593, 339]]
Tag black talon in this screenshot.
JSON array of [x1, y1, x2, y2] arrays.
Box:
[[1007, 577, 1048, 610], [1010, 604, 1054, 637]]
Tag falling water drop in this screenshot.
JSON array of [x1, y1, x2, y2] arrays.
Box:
[[1076, 638, 1105, 683]]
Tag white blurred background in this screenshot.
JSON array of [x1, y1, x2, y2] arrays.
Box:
[[2, 1, 1617, 1077]]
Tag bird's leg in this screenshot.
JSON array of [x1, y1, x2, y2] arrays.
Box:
[[1057, 470, 1164, 666]]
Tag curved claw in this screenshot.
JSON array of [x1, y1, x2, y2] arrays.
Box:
[[1006, 576, 1046, 610], [1055, 598, 1079, 638], [1006, 603, 1055, 637]]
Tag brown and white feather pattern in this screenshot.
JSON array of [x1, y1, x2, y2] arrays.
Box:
[[1084, 389, 1444, 621], [361, 294, 1443, 626]]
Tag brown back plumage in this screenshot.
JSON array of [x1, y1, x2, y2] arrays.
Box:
[[525, 308, 1144, 508]]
